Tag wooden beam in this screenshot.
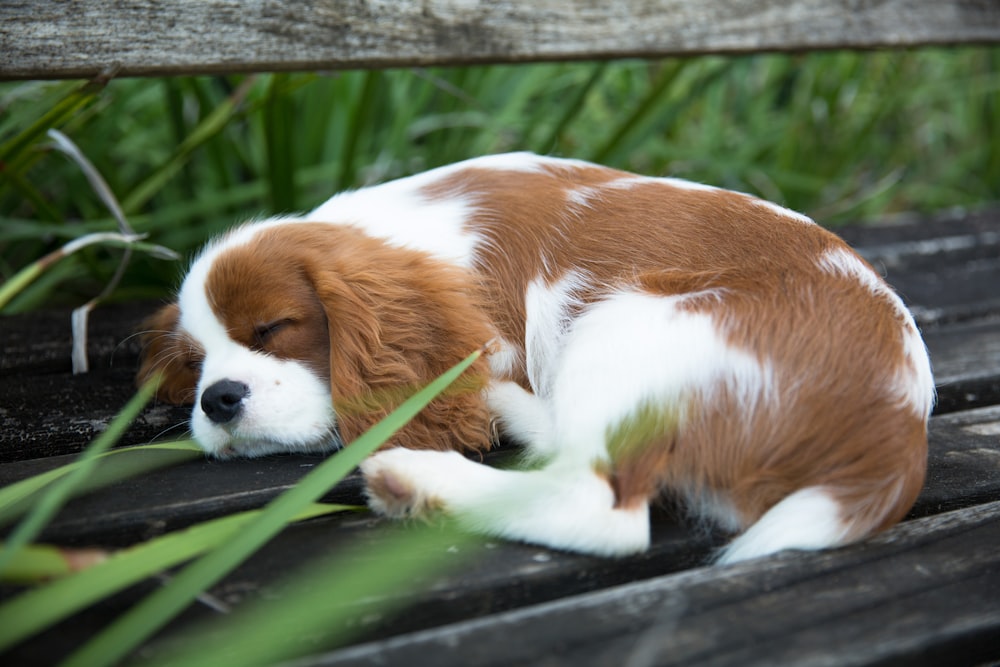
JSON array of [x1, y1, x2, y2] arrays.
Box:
[[2, 0, 999, 81]]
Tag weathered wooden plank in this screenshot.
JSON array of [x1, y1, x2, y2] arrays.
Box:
[[0, 303, 180, 463], [916, 405, 1000, 516], [2, 0, 999, 81], [840, 209, 1000, 326], [285, 501, 1000, 667], [11, 500, 1000, 665], [0, 452, 366, 546], [922, 319, 1000, 414], [8, 488, 999, 665]]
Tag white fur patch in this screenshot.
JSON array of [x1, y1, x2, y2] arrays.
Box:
[[546, 290, 773, 466], [655, 176, 721, 193], [459, 152, 560, 173], [307, 179, 479, 268], [486, 336, 522, 379], [524, 271, 590, 399], [605, 175, 720, 193], [717, 487, 849, 564], [486, 380, 553, 456], [900, 328, 936, 418], [565, 185, 602, 209], [749, 197, 815, 224], [387, 152, 592, 186], [818, 247, 896, 301]]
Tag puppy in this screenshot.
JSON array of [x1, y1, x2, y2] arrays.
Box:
[[138, 153, 934, 563]]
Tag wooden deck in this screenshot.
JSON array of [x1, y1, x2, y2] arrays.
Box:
[[2, 207, 999, 665]]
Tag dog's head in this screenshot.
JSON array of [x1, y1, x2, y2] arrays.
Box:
[[137, 220, 493, 458]]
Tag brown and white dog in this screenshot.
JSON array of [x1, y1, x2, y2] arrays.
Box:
[[138, 153, 934, 563]]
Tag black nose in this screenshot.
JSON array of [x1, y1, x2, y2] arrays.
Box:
[[201, 380, 250, 424]]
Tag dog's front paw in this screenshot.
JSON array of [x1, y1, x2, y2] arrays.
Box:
[[361, 448, 448, 519]]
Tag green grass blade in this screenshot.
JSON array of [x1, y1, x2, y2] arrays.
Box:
[[46, 129, 133, 235], [0, 255, 45, 311], [0, 441, 202, 528], [62, 348, 483, 667], [0, 503, 352, 651], [0, 232, 178, 311], [534, 62, 608, 154], [337, 70, 381, 190], [264, 74, 297, 212], [588, 60, 686, 165], [149, 526, 477, 667], [0, 543, 103, 584], [0, 380, 159, 574], [120, 77, 256, 215], [0, 77, 105, 167]]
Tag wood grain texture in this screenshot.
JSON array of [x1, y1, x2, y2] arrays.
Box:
[[844, 209, 1000, 326], [2, 0, 999, 80], [292, 501, 1000, 667]]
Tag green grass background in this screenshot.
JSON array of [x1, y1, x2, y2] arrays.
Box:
[[2, 48, 998, 312]]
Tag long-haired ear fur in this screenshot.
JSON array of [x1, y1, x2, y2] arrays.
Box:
[[135, 303, 201, 405], [307, 231, 494, 454]]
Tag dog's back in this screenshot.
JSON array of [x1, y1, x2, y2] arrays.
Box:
[[360, 153, 933, 562]]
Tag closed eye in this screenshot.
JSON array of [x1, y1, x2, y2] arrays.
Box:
[[186, 351, 205, 372], [253, 318, 293, 349]]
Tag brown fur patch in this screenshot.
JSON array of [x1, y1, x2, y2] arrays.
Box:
[[135, 303, 203, 405]]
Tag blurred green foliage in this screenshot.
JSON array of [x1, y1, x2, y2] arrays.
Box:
[[1, 48, 998, 311]]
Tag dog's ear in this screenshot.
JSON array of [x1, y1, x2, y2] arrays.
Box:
[[311, 269, 406, 444], [136, 303, 200, 405], [310, 254, 494, 454]]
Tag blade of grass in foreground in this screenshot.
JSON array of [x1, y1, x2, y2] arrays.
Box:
[[0, 543, 106, 584], [62, 348, 483, 667], [149, 525, 478, 667], [0, 441, 202, 529], [0, 503, 352, 652], [0, 379, 159, 574]]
